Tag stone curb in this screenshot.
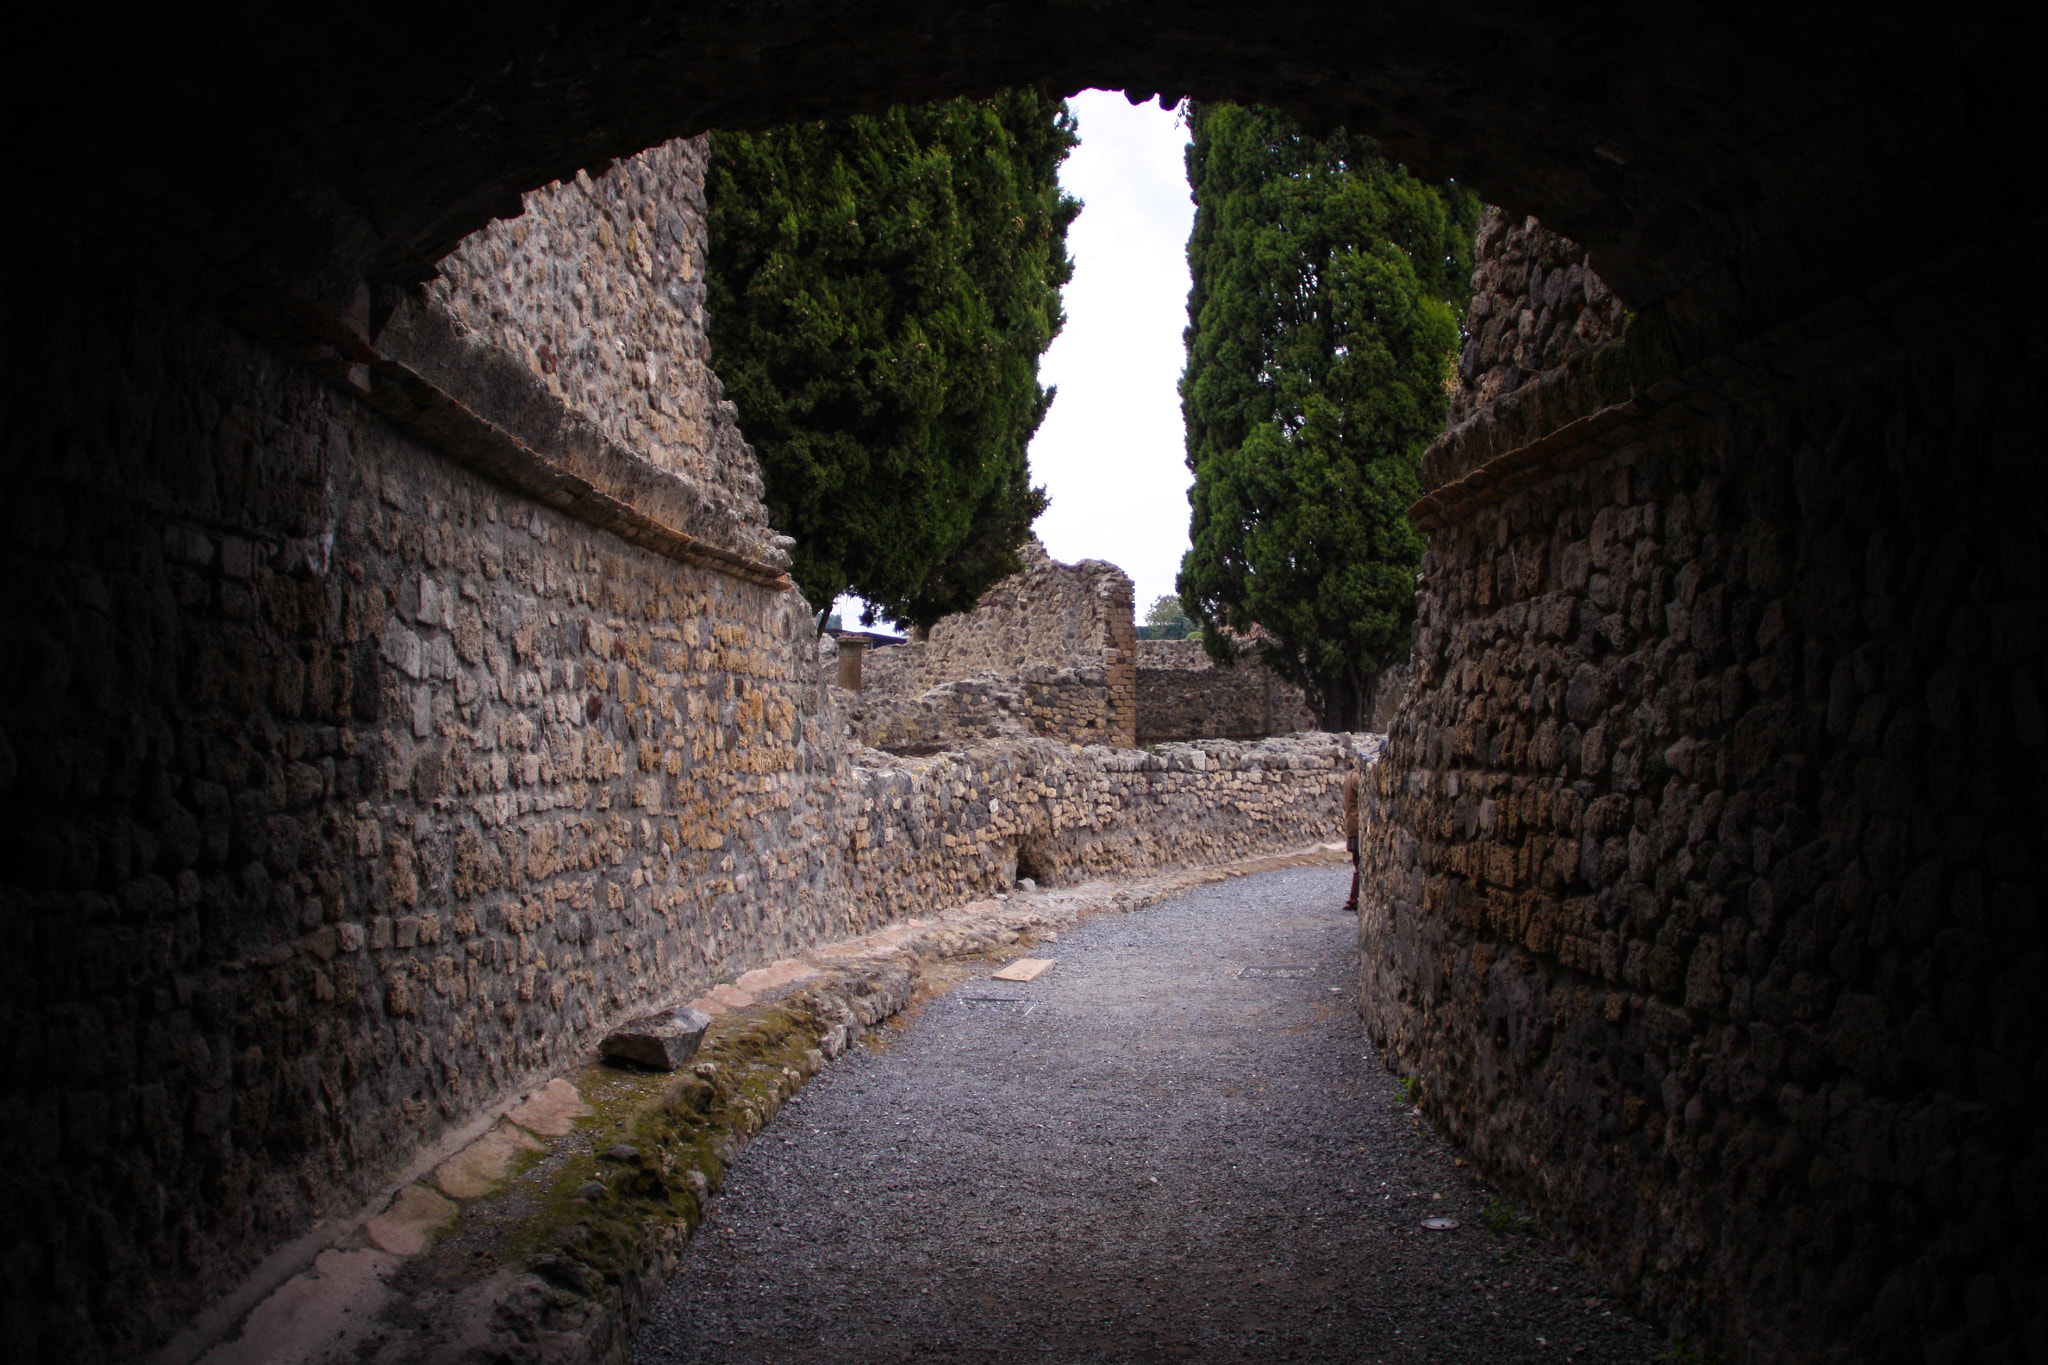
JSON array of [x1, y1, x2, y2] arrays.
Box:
[[178, 843, 1344, 1365]]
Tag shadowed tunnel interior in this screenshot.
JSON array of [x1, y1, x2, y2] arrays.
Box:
[[3, 5, 2043, 1361]]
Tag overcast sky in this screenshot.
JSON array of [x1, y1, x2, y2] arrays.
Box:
[[1027, 90, 1196, 619], [837, 90, 1195, 630]]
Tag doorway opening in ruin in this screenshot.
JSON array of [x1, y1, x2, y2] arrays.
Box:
[[1013, 838, 1051, 887]]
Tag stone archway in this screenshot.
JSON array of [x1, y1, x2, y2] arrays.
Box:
[[4, 6, 2043, 1363]]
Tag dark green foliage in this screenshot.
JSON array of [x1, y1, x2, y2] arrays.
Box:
[[707, 93, 1079, 631], [1176, 102, 1478, 729]]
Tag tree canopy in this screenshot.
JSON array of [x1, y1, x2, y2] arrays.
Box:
[[1139, 593, 1194, 640], [707, 92, 1079, 631], [1175, 101, 1477, 729]]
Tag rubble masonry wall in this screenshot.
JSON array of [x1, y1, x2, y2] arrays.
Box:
[[0, 145, 1357, 1364]]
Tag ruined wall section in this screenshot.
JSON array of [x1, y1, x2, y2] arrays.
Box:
[[1363, 299, 2048, 1360], [857, 541, 1138, 748], [390, 137, 776, 565], [1448, 208, 1626, 428], [1135, 638, 1318, 743], [842, 733, 1364, 920]]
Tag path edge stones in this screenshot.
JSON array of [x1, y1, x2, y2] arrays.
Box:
[[172, 843, 1347, 1365]]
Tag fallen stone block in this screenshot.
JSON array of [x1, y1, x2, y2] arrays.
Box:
[[601, 1006, 714, 1071]]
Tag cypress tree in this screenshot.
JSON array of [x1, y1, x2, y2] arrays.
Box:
[[1176, 102, 1477, 729], [707, 93, 1079, 631]]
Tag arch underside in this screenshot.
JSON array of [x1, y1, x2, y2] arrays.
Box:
[[4, 6, 2043, 1363]]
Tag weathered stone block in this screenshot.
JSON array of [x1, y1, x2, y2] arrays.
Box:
[[601, 1006, 713, 1070]]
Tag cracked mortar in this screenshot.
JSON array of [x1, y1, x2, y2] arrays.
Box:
[[169, 844, 1350, 1365]]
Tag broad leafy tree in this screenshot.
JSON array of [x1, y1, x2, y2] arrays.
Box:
[[707, 92, 1079, 631], [1176, 102, 1477, 729], [1139, 593, 1194, 640]]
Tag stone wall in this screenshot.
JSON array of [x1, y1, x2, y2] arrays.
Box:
[[1447, 207, 1626, 428], [833, 663, 1096, 755], [0, 143, 1369, 1364], [842, 731, 1366, 923], [391, 137, 775, 562], [857, 540, 1138, 748], [1134, 638, 1318, 743], [0, 158, 845, 1362], [1362, 242, 2048, 1361]]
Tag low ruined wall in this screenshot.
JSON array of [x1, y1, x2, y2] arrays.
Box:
[[841, 732, 1368, 922], [835, 662, 1122, 753], [1363, 287, 2047, 1360], [1135, 638, 1317, 742]]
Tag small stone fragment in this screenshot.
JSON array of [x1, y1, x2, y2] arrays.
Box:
[[603, 1144, 640, 1164], [601, 1006, 713, 1071], [572, 1180, 606, 1201]]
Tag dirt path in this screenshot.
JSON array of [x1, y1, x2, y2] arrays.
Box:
[[629, 864, 1664, 1364]]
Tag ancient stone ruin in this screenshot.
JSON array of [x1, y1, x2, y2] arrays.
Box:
[[1135, 638, 1321, 744], [7, 8, 2043, 1363], [829, 538, 1320, 753]]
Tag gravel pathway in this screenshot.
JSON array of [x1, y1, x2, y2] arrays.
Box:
[[630, 865, 1664, 1364]]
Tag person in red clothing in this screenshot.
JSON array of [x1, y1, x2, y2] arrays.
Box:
[[1340, 764, 1361, 913]]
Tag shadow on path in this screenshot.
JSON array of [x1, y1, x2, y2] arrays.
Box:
[[631, 865, 1662, 1364]]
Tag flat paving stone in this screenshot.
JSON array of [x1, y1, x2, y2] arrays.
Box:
[[503, 1077, 591, 1138], [431, 1122, 543, 1200], [362, 1185, 456, 1258], [631, 865, 1666, 1364]]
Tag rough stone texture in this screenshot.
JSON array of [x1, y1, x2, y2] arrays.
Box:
[[8, 10, 2046, 1361], [834, 664, 1112, 755], [1135, 638, 1318, 743], [420, 137, 771, 542], [855, 540, 1138, 748], [1448, 207, 1627, 428], [380, 138, 776, 566], [0, 213, 844, 1365], [838, 732, 1370, 919], [601, 1007, 713, 1071], [1362, 308, 2048, 1362]]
